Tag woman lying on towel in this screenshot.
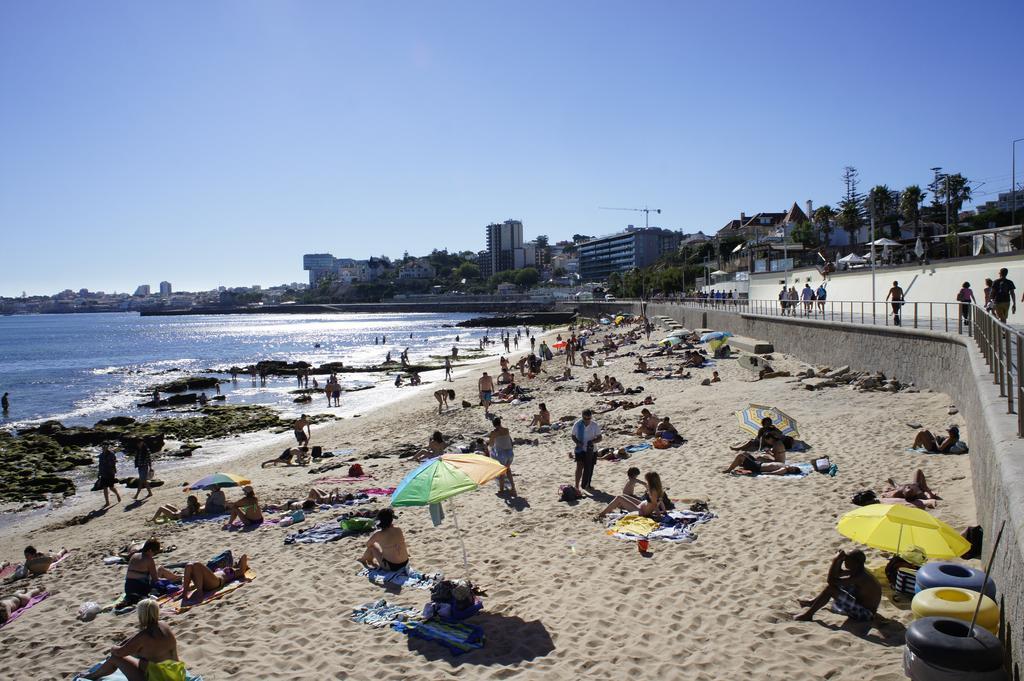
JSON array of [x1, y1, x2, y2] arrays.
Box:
[[150, 496, 201, 523], [180, 554, 249, 603], [597, 472, 665, 518], [358, 508, 410, 572], [722, 454, 802, 476], [83, 599, 188, 681], [0, 585, 44, 625], [880, 469, 941, 508]]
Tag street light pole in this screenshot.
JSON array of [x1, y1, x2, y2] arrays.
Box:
[[1013, 138, 1024, 227]]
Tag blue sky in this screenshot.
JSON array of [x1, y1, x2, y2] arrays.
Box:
[[1, 1, 1021, 295]]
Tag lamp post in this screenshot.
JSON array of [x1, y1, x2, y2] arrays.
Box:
[[1013, 138, 1024, 228]]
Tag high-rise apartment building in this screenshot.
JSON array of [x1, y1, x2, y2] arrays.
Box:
[[159, 281, 172, 296], [482, 220, 535, 278], [134, 284, 151, 297], [577, 227, 682, 282]]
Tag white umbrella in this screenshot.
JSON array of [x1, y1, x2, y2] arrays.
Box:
[[914, 238, 925, 259], [837, 253, 867, 264], [867, 238, 902, 247], [710, 270, 728, 276]]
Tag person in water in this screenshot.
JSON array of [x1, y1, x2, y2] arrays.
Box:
[[83, 599, 188, 681], [358, 508, 410, 571]]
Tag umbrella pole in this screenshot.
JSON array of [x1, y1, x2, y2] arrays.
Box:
[[449, 500, 471, 580], [969, 521, 1005, 636]]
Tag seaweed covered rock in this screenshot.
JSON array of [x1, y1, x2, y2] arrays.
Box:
[[150, 376, 220, 393]]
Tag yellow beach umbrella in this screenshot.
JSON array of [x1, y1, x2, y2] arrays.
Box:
[[735, 404, 799, 438], [837, 504, 970, 559]]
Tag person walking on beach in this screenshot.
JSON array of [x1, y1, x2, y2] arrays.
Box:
[[95, 445, 121, 507], [478, 372, 494, 416], [530, 336, 536, 353], [886, 281, 905, 326], [1, 392, 7, 414], [444, 357, 453, 382], [293, 414, 311, 446], [570, 409, 602, 494], [991, 268, 1016, 322], [133, 443, 153, 500]]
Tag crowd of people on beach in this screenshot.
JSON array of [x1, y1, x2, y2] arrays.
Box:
[[0, 312, 986, 678]]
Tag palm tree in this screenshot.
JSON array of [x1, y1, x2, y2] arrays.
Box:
[[867, 184, 898, 239], [812, 205, 836, 246], [900, 185, 926, 238]]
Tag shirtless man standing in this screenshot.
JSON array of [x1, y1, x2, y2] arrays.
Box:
[[478, 372, 495, 416], [293, 414, 311, 446]]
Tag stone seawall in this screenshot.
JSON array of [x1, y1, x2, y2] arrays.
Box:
[[572, 300, 1024, 676]]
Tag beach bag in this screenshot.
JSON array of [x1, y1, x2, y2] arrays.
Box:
[[340, 516, 374, 532], [812, 457, 831, 474], [311, 445, 323, 458], [653, 438, 670, 450], [851, 490, 879, 507], [347, 464, 365, 478], [205, 550, 233, 571]]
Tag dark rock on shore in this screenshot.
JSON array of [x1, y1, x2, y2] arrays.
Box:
[[96, 416, 136, 427], [217, 360, 444, 377], [456, 312, 577, 328], [0, 405, 333, 503], [150, 376, 220, 393]]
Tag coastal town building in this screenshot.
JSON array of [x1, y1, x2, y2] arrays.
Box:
[[397, 259, 436, 280], [975, 189, 1024, 215], [577, 226, 682, 281], [481, 220, 536, 278], [133, 284, 151, 296], [159, 281, 172, 296], [302, 253, 387, 285]]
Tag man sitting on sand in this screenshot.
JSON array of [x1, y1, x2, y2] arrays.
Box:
[[0, 585, 45, 625], [655, 416, 678, 441], [358, 508, 410, 572], [586, 374, 603, 392], [634, 358, 648, 373], [223, 486, 263, 529], [180, 553, 250, 603], [795, 549, 880, 623], [204, 485, 227, 515], [634, 408, 659, 437], [123, 539, 181, 606]]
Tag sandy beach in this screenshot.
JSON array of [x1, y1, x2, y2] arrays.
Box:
[[0, 321, 975, 681]]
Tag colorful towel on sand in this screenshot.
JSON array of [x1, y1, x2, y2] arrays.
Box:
[[169, 569, 255, 613], [313, 475, 372, 484], [606, 511, 717, 543], [392, 619, 485, 655], [359, 567, 442, 590], [0, 592, 48, 628], [360, 487, 396, 497], [284, 522, 368, 545], [0, 564, 16, 579], [75, 662, 203, 681], [623, 443, 652, 454], [351, 599, 422, 628]]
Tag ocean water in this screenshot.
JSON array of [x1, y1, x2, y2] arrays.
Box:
[[0, 311, 496, 430]]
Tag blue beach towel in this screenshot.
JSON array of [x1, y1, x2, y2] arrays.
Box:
[[284, 522, 366, 545], [624, 443, 652, 454], [758, 462, 813, 479], [358, 567, 442, 590], [392, 619, 485, 655], [352, 599, 421, 628]]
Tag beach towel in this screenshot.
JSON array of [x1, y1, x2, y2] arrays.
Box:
[[313, 475, 373, 485], [623, 443, 652, 454], [0, 591, 48, 628], [0, 563, 17, 580], [392, 619, 485, 655], [171, 569, 255, 613], [284, 522, 367, 545], [360, 487, 396, 497], [606, 515, 660, 539], [648, 510, 718, 543], [75, 662, 203, 681], [905, 443, 969, 455], [351, 598, 422, 628], [359, 567, 442, 590]]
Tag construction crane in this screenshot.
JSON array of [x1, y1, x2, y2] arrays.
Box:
[[598, 206, 662, 229]]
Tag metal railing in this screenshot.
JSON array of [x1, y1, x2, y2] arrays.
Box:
[[972, 305, 1024, 437], [669, 297, 975, 336]]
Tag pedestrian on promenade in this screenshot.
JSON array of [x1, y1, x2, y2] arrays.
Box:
[[983, 278, 994, 312], [885, 281, 905, 326], [956, 282, 976, 326], [991, 268, 1016, 322]]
